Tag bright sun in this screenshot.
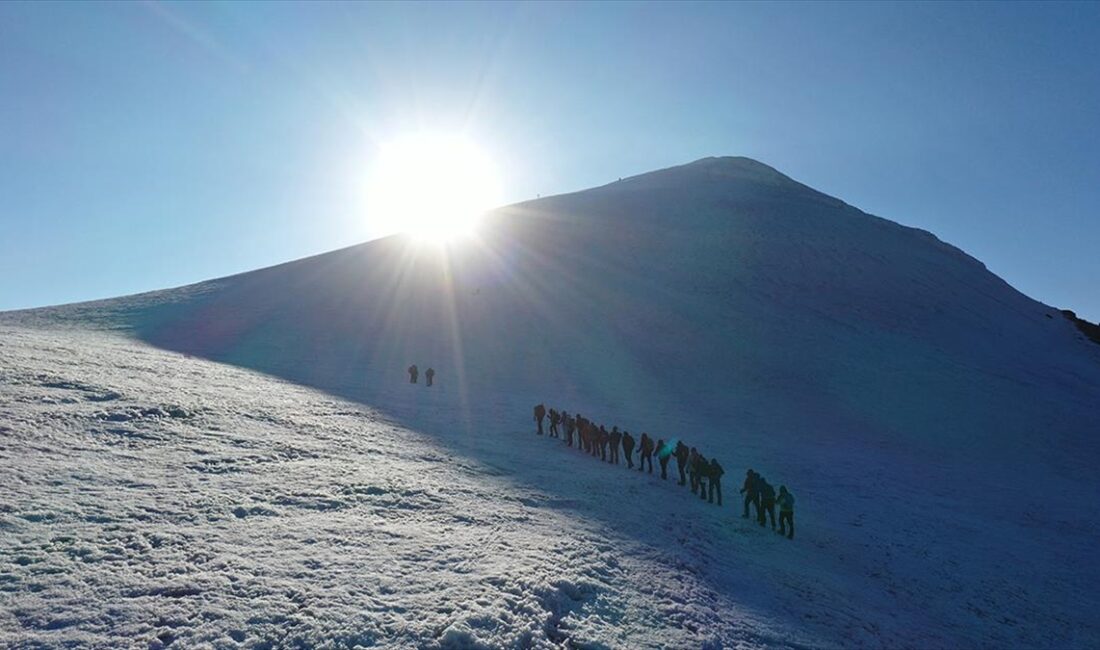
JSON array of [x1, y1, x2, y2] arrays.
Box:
[[366, 134, 502, 243]]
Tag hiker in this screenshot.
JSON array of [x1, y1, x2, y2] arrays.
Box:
[[609, 427, 622, 464], [548, 409, 561, 438], [656, 439, 671, 480], [598, 426, 609, 461], [425, 367, 435, 386], [694, 451, 709, 501], [533, 403, 546, 435], [758, 476, 777, 529], [563, 412, 575, 447], [674, 441, 690, 486], [688, 448, 700, 494], [621, 431, 636, 468], [777, 485, 795, 540], [740, 469, 759, 519], [707, 457, 724, 505], [638, 433, 654, 473], [408, 364, 419, 384]]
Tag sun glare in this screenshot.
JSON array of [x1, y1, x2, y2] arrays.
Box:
[[366, 134, 502, 243]]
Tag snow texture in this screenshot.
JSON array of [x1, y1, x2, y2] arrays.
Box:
[[2, 157, 1099, 648]]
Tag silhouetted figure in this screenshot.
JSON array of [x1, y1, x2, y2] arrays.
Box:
[[563, 412, 575, 447], [758, 476, 777, 529], [707, 458, 724, 505], [408, 364, 419, 384], [777, 485, 795, 540], [621, 431, 636, 468], [638, 433, 654, 473], [740, 469, 759, 519], [688, 448, 700, 494], [674, 441, 690, 486], [609, 427, 622, 464], [548, 409, 561, 438], [533, 403, 546, 435], [579, 419, 590, 452], [425, 367, 435, 386], [656, 439, 671, 480], [598, 425, 609, 461], [694, 452, 709, 501]]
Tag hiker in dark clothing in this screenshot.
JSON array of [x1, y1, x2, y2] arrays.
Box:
[[674, 441, 690, 486], [621, 431, 636, 468], [707, 458, 724, 506], [777, 485, 795, 540], [533, 403, 546, 435], [548, 409, 561, 438], [688, 448, 700, 494], [694, 452, 709, 501], [425, 367, 435, 386], [581, 420, 592, 453], [408, 364, 419, 384], [740, 469, 759, 519], [609, 427, 622, 464], [758, 476, 777, 529], [638, 433, 654, 473], [655, 439, 671, 480], [563, 412, 575, 447]]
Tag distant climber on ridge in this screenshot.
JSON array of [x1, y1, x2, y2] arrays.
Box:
[[741, 469, 759, 519], [533, 403, 546, 435], [549, 409, 561, 438], [688, 448, 701, 494], [621, 430, 636, 468], [758, 475, 777, 529], [407, 364, 419, 384], [638, 433, 654, 473], [694, 451, 709, 501], [425, 367, 435, 386], [674, 441, 690, 486], [707, 457, 724, 505], [777, 485, 795, 540], [609, 427, 622, 464], [656, 439, 671, 480]]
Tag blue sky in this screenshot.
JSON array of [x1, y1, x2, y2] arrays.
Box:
[[2, 1, 1098, 320]]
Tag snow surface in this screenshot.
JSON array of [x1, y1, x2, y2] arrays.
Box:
[[2, 157, 1100, 648]]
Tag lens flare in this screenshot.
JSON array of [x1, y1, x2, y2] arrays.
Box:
[[366, 134, 502, 243]]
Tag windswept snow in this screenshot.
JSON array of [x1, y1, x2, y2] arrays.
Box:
[[0, 326, 802, 649], [3, 157, 1100, 648]]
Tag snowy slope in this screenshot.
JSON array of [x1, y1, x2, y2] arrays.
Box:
[[3, 157, 1100, 648]]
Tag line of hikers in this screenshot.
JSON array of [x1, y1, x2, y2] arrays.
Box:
[[406, 364, 436, 386], [533, 403, 795, 540]]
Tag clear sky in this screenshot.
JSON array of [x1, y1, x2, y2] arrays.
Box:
[[2, 1, 1098, 320]]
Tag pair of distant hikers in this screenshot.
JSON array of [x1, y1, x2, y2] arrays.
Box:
[[407, 364, 435, 386]]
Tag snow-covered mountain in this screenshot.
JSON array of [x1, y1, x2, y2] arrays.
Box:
[[3, 157, 1098, 648]]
